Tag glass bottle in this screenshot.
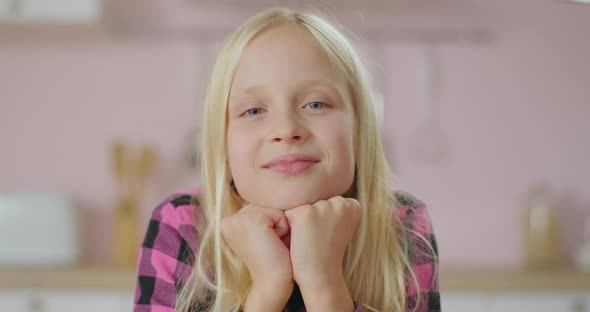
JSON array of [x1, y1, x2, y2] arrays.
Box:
[[575, 206, 590, 271], [524, 184, 561, 270]]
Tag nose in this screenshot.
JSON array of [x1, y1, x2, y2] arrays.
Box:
[[268, 110, 309, 144]]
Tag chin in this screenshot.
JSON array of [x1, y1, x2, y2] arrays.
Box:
[[237, 178, 354, 210], [265, 188, 335, 210]]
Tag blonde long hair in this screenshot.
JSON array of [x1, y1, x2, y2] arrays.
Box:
[[177, 7, 425, 312]]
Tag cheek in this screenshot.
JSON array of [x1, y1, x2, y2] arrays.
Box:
[[227, 127, 244, 177], [321, 116, 356, 160], [227, 124, 259, 177]]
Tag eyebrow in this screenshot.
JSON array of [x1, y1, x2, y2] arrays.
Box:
[[235, 79, 344, 99]]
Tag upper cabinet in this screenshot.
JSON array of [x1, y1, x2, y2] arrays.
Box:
[[0, 0, 492, 42], [0, 0, 101, 24], [99, 0, 493, 43]]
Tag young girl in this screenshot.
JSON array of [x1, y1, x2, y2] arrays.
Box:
[[133, 7, 439, 312]]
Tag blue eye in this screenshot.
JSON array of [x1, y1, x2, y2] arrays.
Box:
[[304, 101, 327, 109], [242, 108, 266, 116]]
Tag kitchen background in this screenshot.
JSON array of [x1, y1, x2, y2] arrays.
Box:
[[1, 0, 589, 311]]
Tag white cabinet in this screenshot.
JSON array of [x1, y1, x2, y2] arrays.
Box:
[[442, 292, 590, 312], [486, 293, 590, 312], [0, 290, 134, 312], [0, 292, 29, 311], [441, 293, 487, 312], [0, 0, 101, 23]]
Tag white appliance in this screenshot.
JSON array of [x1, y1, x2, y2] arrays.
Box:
[[0, 192, 80, 267], [0, 0, 102, 24]]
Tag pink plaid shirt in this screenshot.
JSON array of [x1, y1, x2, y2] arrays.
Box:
[[133, 190, 440, 311]]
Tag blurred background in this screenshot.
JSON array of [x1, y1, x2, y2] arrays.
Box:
[[0, 0, 589, 311]]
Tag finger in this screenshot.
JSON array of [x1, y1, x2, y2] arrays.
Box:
[[273, 214, 290, 238], [345, 198, 361, 209], [345, 198, 362, 220], [256, 206, 288, 228], [313, 199, 330, 210], [284, 204, 310, 227], [239, 202, 253, 211], [284, 207, 297, 226]]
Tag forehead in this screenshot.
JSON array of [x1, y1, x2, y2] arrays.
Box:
[[229, 23, 349, 98]]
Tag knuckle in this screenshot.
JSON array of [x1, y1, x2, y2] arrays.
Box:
[[220, 217, 233, 235], [315, 200, 329, 209], [243, 212, 261, 225], [298, 205, 315, 218], [332, 196, 346, 206]]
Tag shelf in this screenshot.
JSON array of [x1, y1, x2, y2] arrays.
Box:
[[1, 267, 590, 291], [441, 269, 590, 292], [0, 267, 136, 290]]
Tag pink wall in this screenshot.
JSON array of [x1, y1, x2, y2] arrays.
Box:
[[384, 2, 590, 268], [1, 0, 589, 268]]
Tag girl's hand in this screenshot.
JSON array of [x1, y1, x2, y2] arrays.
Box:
[[220, 204, 293, 311], [284, 196, 361, 290]]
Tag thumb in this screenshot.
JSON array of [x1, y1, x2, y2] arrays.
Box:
[[273, 213, 290, 238]]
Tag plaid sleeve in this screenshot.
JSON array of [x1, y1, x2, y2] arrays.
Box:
[[134, 193, 199, 312], [393, 191, 441, 312]]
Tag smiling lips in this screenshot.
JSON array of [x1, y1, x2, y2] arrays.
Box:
[[262, 153, 320, 176]]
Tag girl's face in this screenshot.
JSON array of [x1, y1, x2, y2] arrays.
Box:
[[227, 23, 356, 210]]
